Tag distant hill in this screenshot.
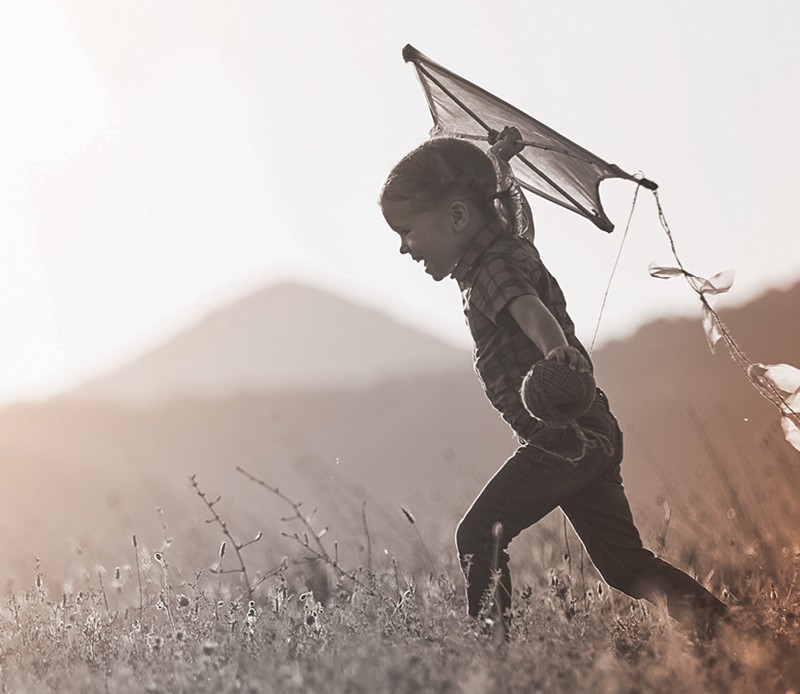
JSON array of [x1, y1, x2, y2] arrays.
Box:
[[0, 279, 798, 586], [69, 281, 470, 404]]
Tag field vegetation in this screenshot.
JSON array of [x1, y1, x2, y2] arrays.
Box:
[[2, 426, 799, 694]]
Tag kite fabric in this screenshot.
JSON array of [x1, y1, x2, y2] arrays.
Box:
[[402, 44, 657, 233]]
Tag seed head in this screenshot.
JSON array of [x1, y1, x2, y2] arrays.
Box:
[[400, 506, 416, 524]]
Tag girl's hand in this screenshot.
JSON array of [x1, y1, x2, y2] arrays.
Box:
[[546, 345, 591, 373], [490, 126, 525, 162]]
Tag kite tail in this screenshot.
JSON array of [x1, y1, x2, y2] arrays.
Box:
[[649, 189, 800, 452]]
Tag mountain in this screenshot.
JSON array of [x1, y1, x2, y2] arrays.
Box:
[[69, 281, 470, 404], [0, 279, 798, 587]]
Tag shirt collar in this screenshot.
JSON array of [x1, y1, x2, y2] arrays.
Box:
[[450, 220, 504, 282]]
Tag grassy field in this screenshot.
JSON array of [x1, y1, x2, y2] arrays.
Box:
[[2, 447, 799, 694]]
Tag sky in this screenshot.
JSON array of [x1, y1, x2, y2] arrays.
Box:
[[2, 0, 799, 404]]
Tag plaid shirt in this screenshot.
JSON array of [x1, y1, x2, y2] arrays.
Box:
[[451, 220, 591, 442]]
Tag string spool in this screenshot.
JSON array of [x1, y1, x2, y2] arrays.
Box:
[[521, 359, 596, 425]]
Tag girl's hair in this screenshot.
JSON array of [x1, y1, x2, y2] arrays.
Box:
[[379, 138, 499, 219]]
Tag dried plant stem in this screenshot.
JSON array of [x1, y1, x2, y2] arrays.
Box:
[[361, 500, 373, 574], [562, 515, 572, 578], [190, 474, 254, 601], [655, 500, 671, 555], [490, 521, 507, 640], [97, 569, 109, 613], [132, 534, 143, 623], [236, 465, 392, 605], [579, 546, 587, 611], [400, 505, 436, 573], [392, 556, 400, 603]]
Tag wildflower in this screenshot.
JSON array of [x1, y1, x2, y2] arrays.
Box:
[[154, 552, 164, 567], [175, 629, 185, 642], [219, 541, 227, 558], [177, 594, 190, 608], [202, 640, 216, 655]]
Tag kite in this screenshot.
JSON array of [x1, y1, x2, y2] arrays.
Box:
[[402, 44, 656, 234], [401, 44, 800, 454]]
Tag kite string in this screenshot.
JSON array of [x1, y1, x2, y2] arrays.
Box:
[[589, 183, 641, 355], [651, 190, 800, 425]]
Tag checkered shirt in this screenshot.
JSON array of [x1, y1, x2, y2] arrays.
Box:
[[451, 221, 592, 442]]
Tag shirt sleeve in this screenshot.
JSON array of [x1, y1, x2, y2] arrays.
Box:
[[470, 254, 542, 324]]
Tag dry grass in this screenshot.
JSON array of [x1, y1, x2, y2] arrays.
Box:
[[1, 437, 799, 693]]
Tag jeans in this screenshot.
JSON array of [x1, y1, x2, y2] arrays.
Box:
[[455, 390, 726, 630]]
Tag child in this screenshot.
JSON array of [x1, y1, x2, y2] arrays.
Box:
[[379, 131, 728, 636]]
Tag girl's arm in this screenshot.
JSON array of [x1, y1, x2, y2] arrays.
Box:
[[507, 295, 590, 372]]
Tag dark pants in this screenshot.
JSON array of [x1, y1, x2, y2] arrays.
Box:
[[455, 391, 726, 630]]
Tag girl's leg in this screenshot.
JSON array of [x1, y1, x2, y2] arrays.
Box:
[[455, 426, 605, 619], [560, 470, 727, 631]]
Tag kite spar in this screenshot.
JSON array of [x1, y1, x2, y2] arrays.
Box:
[[401, 44, 800, 453], [402, 44, 657, 234]]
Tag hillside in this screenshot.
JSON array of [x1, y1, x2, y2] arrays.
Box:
[[69, 281, 470, 404], [0, 279, 798, 585]]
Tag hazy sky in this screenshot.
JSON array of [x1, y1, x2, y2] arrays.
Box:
[[2, 1, 799, 404]]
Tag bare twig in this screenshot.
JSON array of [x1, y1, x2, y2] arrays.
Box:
[[236, 465, 392, 605], [132, 534, 143, 623], [190, 474, 258, 601]]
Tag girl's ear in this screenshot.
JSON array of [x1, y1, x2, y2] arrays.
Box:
[[449, 200, 470, 232]]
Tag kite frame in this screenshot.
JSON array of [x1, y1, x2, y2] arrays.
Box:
[[403, 44, 657, 233]]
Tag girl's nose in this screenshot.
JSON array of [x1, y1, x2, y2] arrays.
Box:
[[399, 242, 410, 255]]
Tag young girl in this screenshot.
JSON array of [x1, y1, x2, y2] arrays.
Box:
[[379, 133, 728, 636]]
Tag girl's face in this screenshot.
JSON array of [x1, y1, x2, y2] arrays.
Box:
[[382, 197, 471, 282]]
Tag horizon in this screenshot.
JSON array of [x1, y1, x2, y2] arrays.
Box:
[[4, 271, 797, 408]]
